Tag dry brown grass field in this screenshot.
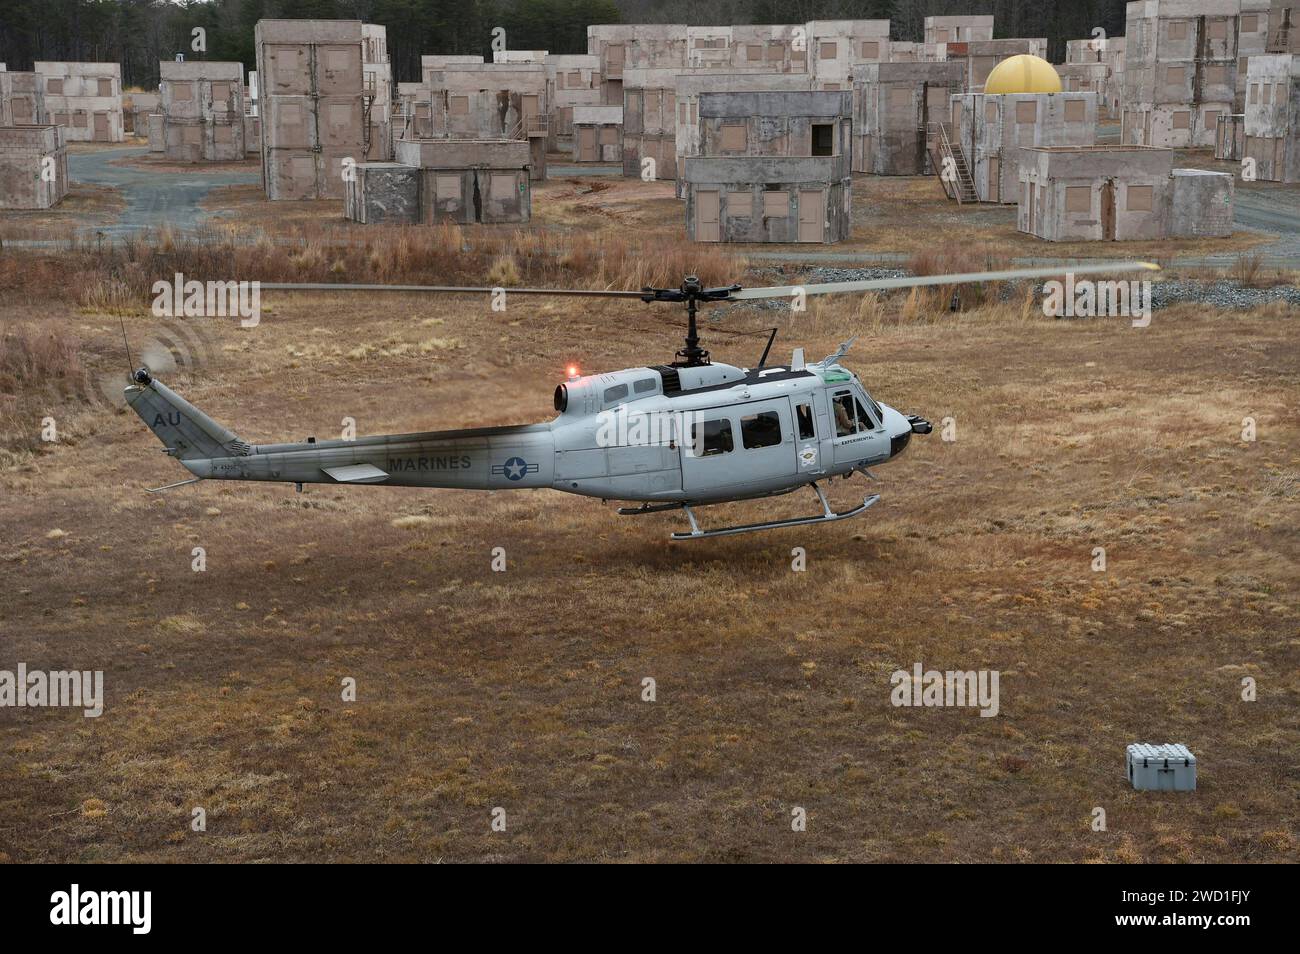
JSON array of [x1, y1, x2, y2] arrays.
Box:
[[1, 232, 1296, 863]]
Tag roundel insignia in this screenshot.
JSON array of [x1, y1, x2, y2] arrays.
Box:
[[492, 456, 537, 481]]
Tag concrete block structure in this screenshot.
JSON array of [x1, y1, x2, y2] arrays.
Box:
[[546, 54, 602, 149], [924, 16, 995, 46], [159, 60, 245, 162], [422, 62, 548, 177], [852, 62, 962, 174], [1058, 63, 1117, 117], [244, 115, 260, 154], [344, 161, 420, 223], [572, 105, 622, 162], [622, 67, 681, 179], [1017, 145, 1232, 240], [588, 24, 688, 107], [806, 20, 891, 89], [0, 125, 68, 209], [255, 19, 384, 200], [34, 61, 123, 142], [1239, 0, 1273, 107], [147, 113, 163, 152], [955, 39, 1050, 91], [685, 25, 809, 73], [393, 138, 531, 224], [1216, 111, 1247, 157], [0, 71, 46, 125], [682, 90, 852, 243], [1170, 167, 1234, 234], [1066, 36, 1126, 115], [363, 24, 394, 160], [675, 70, 813, 187], [124, 91, 158, 135], [1018, 145, 1175, 240], [1121, 0, 1239, 148], [1244, 53, 1300, 179], [951, 92, 1099, 203], [1266, 0, 1300, 52]]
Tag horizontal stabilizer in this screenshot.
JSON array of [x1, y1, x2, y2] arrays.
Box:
[[323, 464, 389, 484]]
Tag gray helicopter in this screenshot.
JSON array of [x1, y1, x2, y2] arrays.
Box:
[[126, 262, 1155, 539]]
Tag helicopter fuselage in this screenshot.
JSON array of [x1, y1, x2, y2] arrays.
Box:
[[134, 358, 927, 506]]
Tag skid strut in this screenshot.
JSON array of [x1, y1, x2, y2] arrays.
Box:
[[640, 482, 882, 540]]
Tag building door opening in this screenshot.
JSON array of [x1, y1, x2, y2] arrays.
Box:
[[1101, 179, 1116, 241], [696, 190, 720, 242], [798, 189, 824, 243], [811, 123, 834, 156]]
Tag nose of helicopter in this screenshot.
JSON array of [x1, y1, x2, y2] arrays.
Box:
[[881, 405, 931, 458]]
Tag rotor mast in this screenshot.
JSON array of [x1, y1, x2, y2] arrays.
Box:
[[640, 275, 740, 367]]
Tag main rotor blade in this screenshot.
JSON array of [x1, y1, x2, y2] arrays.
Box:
[[258, 282, 648, 298], [728, 261, 1161, 301]]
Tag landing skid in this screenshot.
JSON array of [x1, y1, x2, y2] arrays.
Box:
[[621, 482, 880, 540]]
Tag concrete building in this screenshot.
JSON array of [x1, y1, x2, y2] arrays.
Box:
[[1121, 0, 1239, 148], [344, 162, 420, 223], [1244, 53, 1300, 180], [1216, 111, 1247, 157], [683, 90, 852, 243], [1017, 144, 1232, 240], [924, 16, 995, 46], [398, 138, 531, 224], [588, 24, 688, 106], [0, 125, 68, 209], [159, 60, 245, 162], [0, 71, 46, 125], [1239, 1, 1273, 107], [255, 19, 383, 199], [344, 138, 532, 226], [675, 70, 813, 187], [34, 61, 123, 142], [546, 54, 603, 149], [950, 91, 1099, 203], [572, 105, 622, 162], [363, 24, 394, 161], [1065, 36, 1126, 115], [1169, 167, 1235, 235], [685, 25, 808, 73], [1058, 63, 1117, 117], [806, 20, 891, 89], [622, 67, 681, 179], [851, 61, 962, 174], [147, 113, 163, 152], [124, 91, 159, 135], [942, 39, 1050, 92], [1266, 1, 1300, 52], [422, 62, 548, 178]]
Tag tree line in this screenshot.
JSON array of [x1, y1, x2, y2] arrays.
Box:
[[0, 0, 1130, 91]]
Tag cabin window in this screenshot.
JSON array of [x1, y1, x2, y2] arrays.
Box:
[[603, 383, 629, 405], [633, 377, 657, 393], [833, 393, 860, 436], [740, 411, 782, 450], [692, 419, 734, 456], [796, 403, 815, 440]]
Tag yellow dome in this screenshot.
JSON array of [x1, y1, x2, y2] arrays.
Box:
[[983, 54, 1062, 94]]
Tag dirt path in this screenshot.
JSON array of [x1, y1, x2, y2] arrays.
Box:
[[68, 145, 261, 236]]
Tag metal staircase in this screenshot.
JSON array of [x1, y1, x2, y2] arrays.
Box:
[[927, 121, 978, 204]]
